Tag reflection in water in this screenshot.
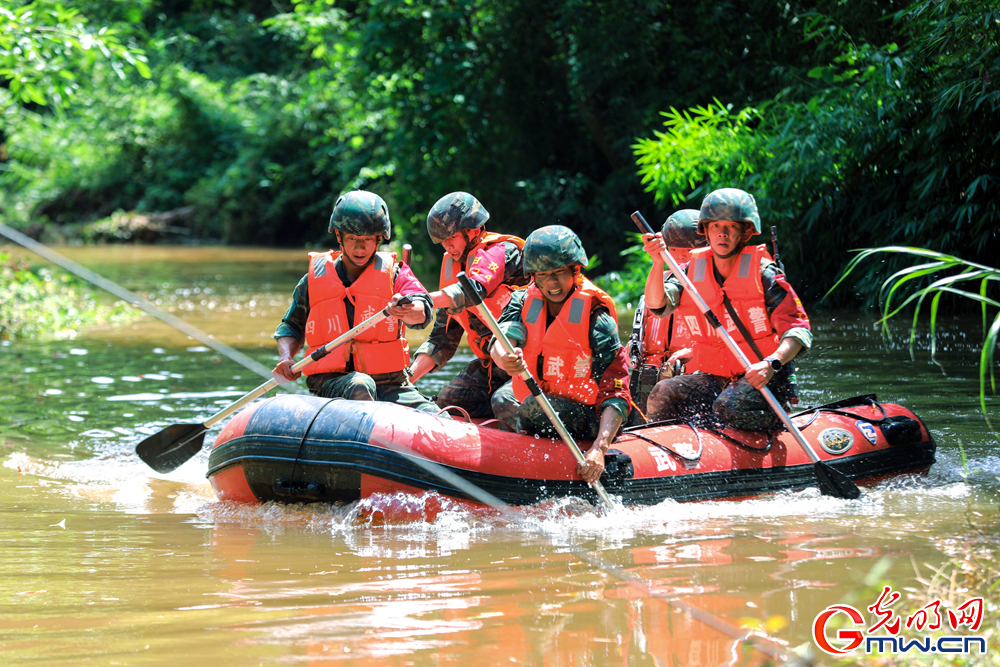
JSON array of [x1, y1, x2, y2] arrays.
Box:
[[2, 246, 999, 665]]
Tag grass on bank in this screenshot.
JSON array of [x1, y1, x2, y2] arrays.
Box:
[[1, 249, 136, 339], [818, 539, 1000, 667]]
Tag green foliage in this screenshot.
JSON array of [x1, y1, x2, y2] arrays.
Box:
[[3, 0, 998, 299], [631, 0, 1000, 302], [593, 232, 652, 309], [633, 102, 762, 209], [0, 0, 149, 108], [1, 5, 334, 244], [0, 250, 134, 339], [827, 246, 1000, 429]]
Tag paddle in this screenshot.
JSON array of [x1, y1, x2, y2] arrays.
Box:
[[135, 295, 413, 473], [631, 211, 861, 499], [456, 272, 616, 509]]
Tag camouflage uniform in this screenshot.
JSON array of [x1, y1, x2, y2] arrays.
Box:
[[414, 240, 527, 417], [274, 190, 441, 414], [490, 225, 631, 437], [490, 289, 629, 438], [629, 208, 706, 423], [274, 265, 441, 413], [415, 192, 529, 417], [645, 362, 800, 431], [646, 189, 811, 431]]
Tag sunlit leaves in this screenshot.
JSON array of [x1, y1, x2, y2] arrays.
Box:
[[631, 0, 1000, 304], [0, 1, 150, 109], [632, 101, 761, 208]]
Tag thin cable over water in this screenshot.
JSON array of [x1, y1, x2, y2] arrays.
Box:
[[378, 437, 804, 666], [0, 223, 274, 380]]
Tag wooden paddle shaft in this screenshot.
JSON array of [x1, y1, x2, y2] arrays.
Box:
[[202, 300, 405, 429], [457, 272, 615, 508]]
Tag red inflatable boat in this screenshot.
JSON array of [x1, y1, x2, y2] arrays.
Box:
[[205, 393, 935, 506]]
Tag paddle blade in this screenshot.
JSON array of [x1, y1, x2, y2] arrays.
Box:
[[814, 461, 862, 499], [135, 423, 208, 474]]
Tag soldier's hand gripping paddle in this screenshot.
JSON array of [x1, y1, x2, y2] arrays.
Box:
[[456, 272, 616, 509], [631, 211, 860, 500], [135, 295, 413, 473]]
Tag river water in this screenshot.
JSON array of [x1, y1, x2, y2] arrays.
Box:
[[2, 246, 997, 666]]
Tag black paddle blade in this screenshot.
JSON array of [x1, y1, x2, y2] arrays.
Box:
[[135, 423, 208, 474], [814, 461, 862, 499]]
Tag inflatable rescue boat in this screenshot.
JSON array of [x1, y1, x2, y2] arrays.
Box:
[[206, 393, 935, 505]]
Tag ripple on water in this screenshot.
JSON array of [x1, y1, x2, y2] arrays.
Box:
[[182, 473, 971, 545]]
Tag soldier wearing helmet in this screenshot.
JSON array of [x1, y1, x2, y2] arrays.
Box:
[[640, 188, 812, 430], [408, 192, 529, 417], [627, 209, 706, 422], [489, 225, 631, 484], [271, 190, 440, 412]]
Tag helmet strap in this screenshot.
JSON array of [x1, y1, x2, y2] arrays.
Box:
[[716, 241, 746, 260], [458, 228, 483, 263]]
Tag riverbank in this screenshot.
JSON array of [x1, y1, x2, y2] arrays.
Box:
[[0, 249, 136, 340]]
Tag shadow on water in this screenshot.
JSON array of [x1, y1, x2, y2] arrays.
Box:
[[2, 246, 998, 666]]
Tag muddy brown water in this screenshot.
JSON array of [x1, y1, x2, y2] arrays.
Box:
[[2, 246, 997, 666]]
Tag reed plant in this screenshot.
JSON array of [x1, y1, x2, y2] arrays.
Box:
[[828, 247, 999, 432]]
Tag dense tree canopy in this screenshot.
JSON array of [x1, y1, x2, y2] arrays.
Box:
[[1, 0, 997, 303]]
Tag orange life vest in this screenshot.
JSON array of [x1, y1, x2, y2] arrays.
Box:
[[303, 250, 410, 375], [675, 244, 779, 378], [438, 232, 526, 358], [641, 246, 698, 366], [512, 277, 619, 405]]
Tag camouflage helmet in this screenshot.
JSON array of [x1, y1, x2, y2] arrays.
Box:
[[426, 191, 490, 243], [697, 188, 761, 235], [329, 190, 392, 240], [662, 209, 706, 249], [523, 225, 589, 274]]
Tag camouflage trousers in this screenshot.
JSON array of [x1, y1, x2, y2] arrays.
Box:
[[491, 381, 600, 440], [306, 371, 442, 415], [435, 357, 511, 419], [645, 369, 795, 431]]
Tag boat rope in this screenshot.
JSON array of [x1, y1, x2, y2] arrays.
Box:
[[626, 423, 704, 462], [374, 437, 805, 666], [287, 397, 339, 493], [626, 393, 649, 424], [0, 222, 275, 381], [702, 422, 774, 453], [795, 400, 888, 430]]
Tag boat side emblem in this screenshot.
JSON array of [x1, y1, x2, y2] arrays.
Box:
[[819, 428, 854, 455], [855, 421, 878, 445]]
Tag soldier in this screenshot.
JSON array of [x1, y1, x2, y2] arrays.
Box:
[[408, 192, 529, 417], [271, 190, 440, 412], [641, 188, 811, 430], [627, 209, 706, 421], [489, 225, 631, 484]]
